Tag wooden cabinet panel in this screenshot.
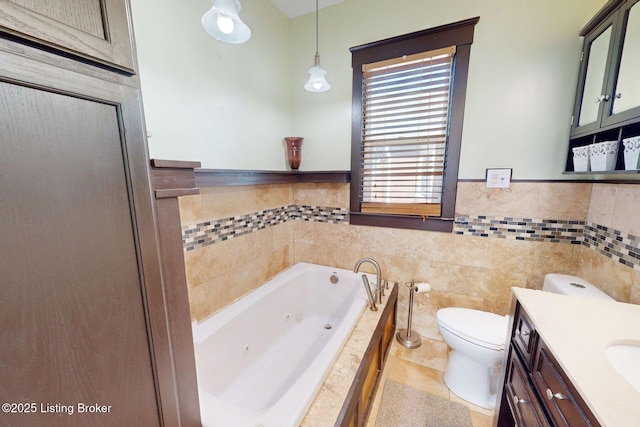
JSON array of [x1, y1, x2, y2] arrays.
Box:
[[505, 351, 550, 427], [0, 0, 135, 72], [512, 306, 537, 368], [532, 347, 597, 427], [0, 80, 160, 427], [360, 349, 380, 422], [0, 1, 199, 426], [337, 283, 398, 427], [381, 297, 396, 361]]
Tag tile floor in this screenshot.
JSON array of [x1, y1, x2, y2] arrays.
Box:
[[366, 338, 494, 427]]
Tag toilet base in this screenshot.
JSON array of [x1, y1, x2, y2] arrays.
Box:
[[443, 350, 500, 409]]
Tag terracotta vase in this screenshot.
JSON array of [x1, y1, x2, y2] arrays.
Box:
[[284, 137, 304, 170]]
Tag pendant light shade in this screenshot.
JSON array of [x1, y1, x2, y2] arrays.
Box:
[[202, 0, 251, 44], [305, 53, 331, 92], [305, 0, 330, 92]]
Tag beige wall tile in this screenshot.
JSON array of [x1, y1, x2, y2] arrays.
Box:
[[612, 184, 640, 237], [536, 182, 591, 220], [530, 242, 580, 280], [190, 245, 292, 321], [576, 246, 635, 303], [184, 227, 279, 288], [293, 242, 337, 267], [631, 275, 640, 305], [455, 182, 592, 219], [178, 193, 203, 225], [187, 283, 210, 322], [588, 184, 618, 227], [181, 184, 292, 226], [293, 183, 341, 207], [455, 182, 540, 217], [336, 183, 350, 209], [487, 239, 535, 274]]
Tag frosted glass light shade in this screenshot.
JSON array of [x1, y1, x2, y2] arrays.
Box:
[[304, 55, 331, 93], [202, 0, 251, 44]]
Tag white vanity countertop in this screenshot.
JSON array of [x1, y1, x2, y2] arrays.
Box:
[[512, 287, 640, 427]]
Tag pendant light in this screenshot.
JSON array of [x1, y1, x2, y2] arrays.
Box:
[[304, 0, 331, 92], [202, 0, 251, 44]]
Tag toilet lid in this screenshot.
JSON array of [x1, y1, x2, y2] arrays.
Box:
[[437, 308, 508, 350]]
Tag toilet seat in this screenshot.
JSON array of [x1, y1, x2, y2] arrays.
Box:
[[437, 308, 507, 350]]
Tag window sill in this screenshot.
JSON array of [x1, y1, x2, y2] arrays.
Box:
[[348, 211, 453, 232]]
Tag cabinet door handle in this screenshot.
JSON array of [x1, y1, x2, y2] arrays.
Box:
[[595, 94, 611, 103], [513, 395, 527, 405], [546, 388, 568, 401], [516, 329, 530, 337]]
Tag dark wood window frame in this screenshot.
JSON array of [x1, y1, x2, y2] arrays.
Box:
[[349, 17, 479, 232]]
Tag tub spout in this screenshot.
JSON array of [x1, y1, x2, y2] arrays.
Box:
[[354, 257, 382, 305]]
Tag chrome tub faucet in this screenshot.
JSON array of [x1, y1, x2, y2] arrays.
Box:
[[354, 258, 382, 310]]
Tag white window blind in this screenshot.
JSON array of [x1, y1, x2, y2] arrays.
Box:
[[360, 46, 456, 217]]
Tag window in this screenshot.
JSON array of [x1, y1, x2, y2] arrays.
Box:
[[349, 18, 479, 231]]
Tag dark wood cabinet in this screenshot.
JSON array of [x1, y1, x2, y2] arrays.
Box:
[[531, 343, 599, 427], [0, 0, 136, 72], [505, 351, 550, 427], [512, 305, 537, 369], [566, 0, 640, 174], [0, 3, 199, 427], [336, 283, 398, 427], [496, 301, 599, 427]]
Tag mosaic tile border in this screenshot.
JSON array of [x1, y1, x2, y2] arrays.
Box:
[[182, 209, 640, 272], [453, 215, 585, 244], [182, 205, 349, 251], [583, 223, 640, 272]]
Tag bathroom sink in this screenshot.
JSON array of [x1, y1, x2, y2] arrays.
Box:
[[606, 343, 640, 393]]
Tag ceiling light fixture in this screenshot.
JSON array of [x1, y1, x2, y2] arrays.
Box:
[[304, 0, 331, 92], [202, 0, 251, 44]]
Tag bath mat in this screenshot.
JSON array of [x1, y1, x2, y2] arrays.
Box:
[[375, 380, 472, 427]]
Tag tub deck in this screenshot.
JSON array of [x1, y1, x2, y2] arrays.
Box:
[[302, 289, 394, 426]]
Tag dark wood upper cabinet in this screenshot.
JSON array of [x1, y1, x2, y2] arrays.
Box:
[[0, 0, 135, 73], [565, 0, 640, 174], [571, 0, 640, 136]]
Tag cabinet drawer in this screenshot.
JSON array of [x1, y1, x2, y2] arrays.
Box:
[[532, 346, 599, 427], [513, 306, 536, 367], [506, 350, 550, 427]]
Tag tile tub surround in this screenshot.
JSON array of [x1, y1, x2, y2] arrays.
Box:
[[182, 205, 349, 252], [179, 181, 640, 324], [179, 185, 295, 321]]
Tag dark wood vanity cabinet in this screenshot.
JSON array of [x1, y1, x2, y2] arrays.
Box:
[[531, 342, 599, 427], [496, 302, 600, 427], [505, 351, 551, 427], [566, 0, 640, 173]]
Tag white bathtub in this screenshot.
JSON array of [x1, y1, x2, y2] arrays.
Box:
[[192, 262, 371, 427]]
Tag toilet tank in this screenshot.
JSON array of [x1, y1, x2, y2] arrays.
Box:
[[543, 274, 613, 300]]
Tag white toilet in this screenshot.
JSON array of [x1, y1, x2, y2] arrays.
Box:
[[436, 273, 613, 409]]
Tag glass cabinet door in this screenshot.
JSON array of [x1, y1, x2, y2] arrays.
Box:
[[609, 0, 640, 118], [577, 24, 613, 127]]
